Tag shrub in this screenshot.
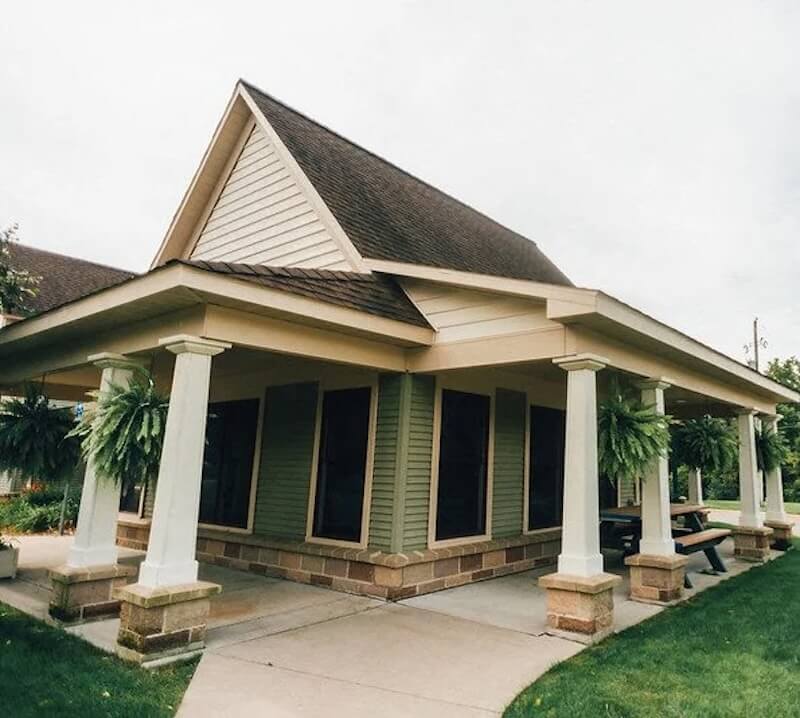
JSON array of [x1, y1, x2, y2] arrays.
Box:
[[0, 484, 82, 534]]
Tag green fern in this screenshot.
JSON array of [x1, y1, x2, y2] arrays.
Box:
[[0, 384, 80, 483], [672, 416, 737, 475], [598, 387, 671, 485], [71, 371, 169, 489], [755, 424, 786, 473]]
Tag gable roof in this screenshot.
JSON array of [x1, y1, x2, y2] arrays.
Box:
[[242, 81, 571, 286], [5, 243, 135, 317], [182, 259, 429, 327]]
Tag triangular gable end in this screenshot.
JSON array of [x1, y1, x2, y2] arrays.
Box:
[[152, 83, 368, 273]]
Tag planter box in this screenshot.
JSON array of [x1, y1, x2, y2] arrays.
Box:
[[0, 547, 19, 579]]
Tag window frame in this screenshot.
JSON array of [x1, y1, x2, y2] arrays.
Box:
[[305, 378, 379, 550], [523, 399, 566, 535], [428, 377, 495, 550], [196, 395, 265, 535]]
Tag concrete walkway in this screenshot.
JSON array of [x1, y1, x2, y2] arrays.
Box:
[[0, 534, 782, 717], [708, 508, 800, 536]]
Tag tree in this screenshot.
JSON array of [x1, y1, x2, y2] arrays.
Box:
[[0, 223, 39, 315], [766, 357, 800, 500]]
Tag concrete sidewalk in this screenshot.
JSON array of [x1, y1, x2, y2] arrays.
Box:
[[708, 508, 800, 536], [0, 534, 781, 717]]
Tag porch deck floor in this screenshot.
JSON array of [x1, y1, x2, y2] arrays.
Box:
[[0, 533, 782, 717]]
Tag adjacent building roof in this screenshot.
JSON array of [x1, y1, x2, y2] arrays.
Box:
[[6, 244, 135, 317], [182, 259, 429, 327], [243, 81, 572, 286]]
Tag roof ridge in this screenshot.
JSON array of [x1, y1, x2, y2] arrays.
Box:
[[9, 242, 136, 276], [238, 78, 541, 249]]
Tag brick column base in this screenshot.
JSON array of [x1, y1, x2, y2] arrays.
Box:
[[625, 553, 688, 604], [732, 526, 773, 562], [764, 521, 793, 551], [49, 563, 137, 623], [115, 581, 221, 667], [538, 572, 622, 644]]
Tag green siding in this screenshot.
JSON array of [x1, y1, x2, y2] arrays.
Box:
[[492, 388, 526, 538], [368, 374, 403, 551], [254, 382, 319, 540], [402, 375, 435, 551]]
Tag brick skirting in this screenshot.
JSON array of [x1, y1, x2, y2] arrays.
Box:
[[116, 517, 561, 600]]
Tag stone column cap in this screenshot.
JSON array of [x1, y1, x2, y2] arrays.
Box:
[[50, 562, 137, 584], [159, 334, 231, 357], [732, 525, 774, 537], [88, 352, 146, 371], [115, 580, 221, 608], [538, 571, 621, 594], [624, 553, 688, 569], [552, 353, 609, 372]]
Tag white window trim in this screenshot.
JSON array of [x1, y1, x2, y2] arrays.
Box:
[[197, 394, 265, 535], [523, 398, 564, 535], [428, 377, 495, 550], [305, 377, 378, 550]]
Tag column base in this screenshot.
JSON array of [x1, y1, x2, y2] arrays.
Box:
[[49, 563, 137, 624], [732, 526, 773, 562], [538, 572, 622, 644], [115, 581, 221, 667], [764, 520, 794, 551], [625, 553, 688, 604]]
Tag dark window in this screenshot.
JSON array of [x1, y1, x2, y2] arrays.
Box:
[[119, 482, 142, 514], [435, 390, 491, 541], [200, 399, 259, 529], [528, 406, 566, 530], [312, 387, 372, 542]]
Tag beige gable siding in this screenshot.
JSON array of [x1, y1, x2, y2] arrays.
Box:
[[401, 279, 557, 343], [190, 124, 351, 270]]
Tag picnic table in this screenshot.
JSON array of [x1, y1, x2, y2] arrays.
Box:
[[600, 503, 730, 587]]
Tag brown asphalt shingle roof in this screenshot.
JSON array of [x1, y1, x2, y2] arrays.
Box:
[[243, 80, 572, 286], [6, 243, 135, 317], [182, 259, 429, 328]]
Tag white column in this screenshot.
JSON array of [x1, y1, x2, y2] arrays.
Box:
[[553, 354, 607, 577], [763, 414, 788, 523], [687, 468, 703, 506], [737, 410, 763, 528], [137, 335, 229, 589], [637, 380, 675, 557], [67, 353, 141, 568]]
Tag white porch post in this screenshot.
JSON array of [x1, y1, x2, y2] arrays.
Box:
[[67, 353, 141, 568], [687, 468, 703, 506], [764, 415, 787, 523], [737, 410, 762, 529], [637, 380, 675, 557], [136, 335, 229, 588], [732, 409, 773, 561], [539, 354, 620, 642], [555, 355, 606, 576]]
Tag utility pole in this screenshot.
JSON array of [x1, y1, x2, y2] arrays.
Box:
[[744, 317, 768, 373], [753, 317, 760, 373]]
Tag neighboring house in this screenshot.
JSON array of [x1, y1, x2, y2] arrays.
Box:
[[0, 245, 133, 494], [0, 80, 796, 660]]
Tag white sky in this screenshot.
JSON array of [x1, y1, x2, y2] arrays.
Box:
[[2, 1, 798, 365]]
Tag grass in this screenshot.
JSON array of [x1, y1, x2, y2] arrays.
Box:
[[0, 602, 196, 717], [505, 542, 800, 718], [704, 499, 800, 515]]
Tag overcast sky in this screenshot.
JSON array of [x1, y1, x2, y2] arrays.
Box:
[[2, 1, 798, 366]]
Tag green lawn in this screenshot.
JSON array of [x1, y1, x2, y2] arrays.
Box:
[[704, 498, 800, 515], [0, 603, 196, 717], [505, 542, 800, 718]]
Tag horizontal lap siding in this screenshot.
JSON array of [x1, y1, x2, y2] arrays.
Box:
[[492, 388, 526, 538], [402, 375, 435, 551], [254, 382, 319, 540], [369, 374, 402, 552], [190, 124, 350, 270]]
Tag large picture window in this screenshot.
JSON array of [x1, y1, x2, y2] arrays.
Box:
[[435, 389, 491, 542], [200, 399, 260, 529], [312, 387, 372, 543], [528, 405, 566, 530]]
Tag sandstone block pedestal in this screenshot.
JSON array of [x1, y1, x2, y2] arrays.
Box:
[[49, 563, 137, 623], [115, 581, 221, 667], [732, 526, 773, 562], [538, 572, 621, 644], [625, 553, 688, 604], [764, 521, 793, 551]]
